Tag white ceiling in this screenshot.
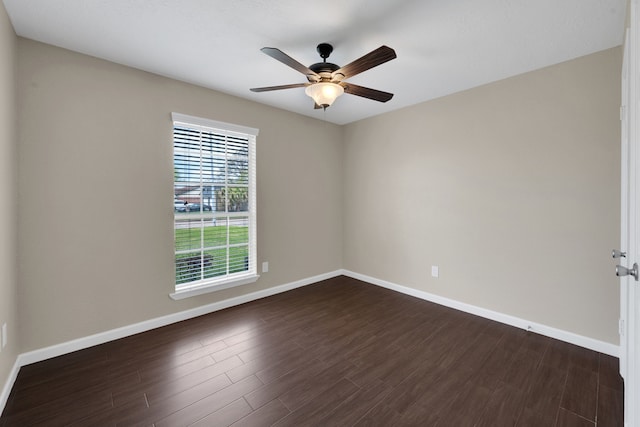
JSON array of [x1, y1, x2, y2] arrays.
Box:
[[3, 0, 627, 125]]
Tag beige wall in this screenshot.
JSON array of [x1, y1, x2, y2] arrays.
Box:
[[17, 39, 343, 351], [344, 47, 622, 344], [0, 2, 19, 388], [13, 35, 622, 353]]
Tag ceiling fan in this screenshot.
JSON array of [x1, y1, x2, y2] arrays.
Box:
[[250, 43, 397, 110]]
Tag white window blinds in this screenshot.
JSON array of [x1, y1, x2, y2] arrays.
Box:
[[172, 113, 258, 295]]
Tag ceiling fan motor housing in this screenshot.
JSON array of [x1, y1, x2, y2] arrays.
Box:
[[309, 62, 340, 82], [309, 43, 342, 82]]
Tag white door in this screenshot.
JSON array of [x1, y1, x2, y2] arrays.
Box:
[[620, 28, 629, 383], [619, 3, 640, 425]]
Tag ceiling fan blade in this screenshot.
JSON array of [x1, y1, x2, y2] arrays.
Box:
[[332, 46, 396, 80], [260, 47, 318, 78], [341, 83, 394, 102], [250, 83, 309, 92]]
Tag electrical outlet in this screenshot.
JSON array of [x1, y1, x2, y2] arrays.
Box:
[[431, 266, 439, 278], [1, 323, 6, 349], [262, 261, 269, 273]]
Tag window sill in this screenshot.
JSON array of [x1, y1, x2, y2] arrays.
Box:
[[169, 274, 260, 300]]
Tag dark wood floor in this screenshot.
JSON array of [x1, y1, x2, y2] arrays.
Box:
[[0, 276, 624, 426]]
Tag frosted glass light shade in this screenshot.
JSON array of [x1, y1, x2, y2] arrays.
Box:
[[305, 82, 344, 108]]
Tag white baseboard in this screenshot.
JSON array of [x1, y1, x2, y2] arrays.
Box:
[[18, 270, 343, 367], [340, 269, 620, 357], [0, 357, 21, 416]]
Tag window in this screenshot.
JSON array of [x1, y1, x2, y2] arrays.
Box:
[[171, 113, 258, 299]]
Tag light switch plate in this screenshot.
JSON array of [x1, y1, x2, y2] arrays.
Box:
[[1, 323, 6, 349], [431, 266, 439, 278]]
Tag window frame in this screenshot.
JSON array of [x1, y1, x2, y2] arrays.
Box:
[[170, 112, 259, 300]]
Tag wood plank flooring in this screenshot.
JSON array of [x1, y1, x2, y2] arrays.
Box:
[[0, 276, 624, 426]]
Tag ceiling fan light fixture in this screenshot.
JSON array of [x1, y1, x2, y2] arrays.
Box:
[[305, 82, 344, 108]]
